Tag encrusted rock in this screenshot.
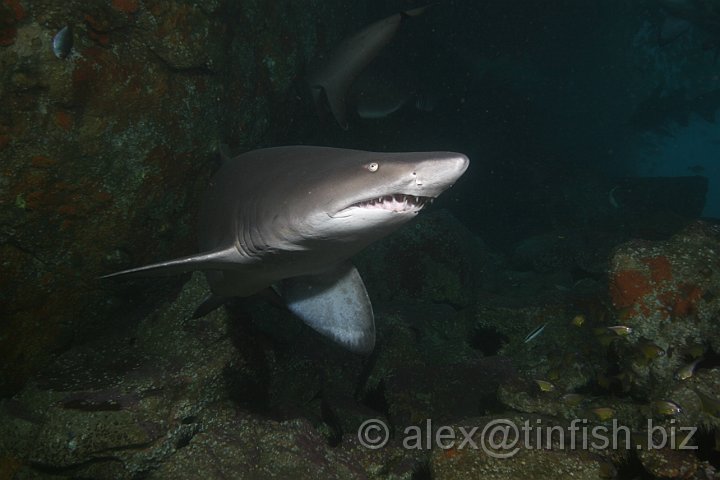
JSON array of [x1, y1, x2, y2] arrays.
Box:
[[0, 273, 239, 478], [428, 414, 619, 480], [607, 221, 720, 395]]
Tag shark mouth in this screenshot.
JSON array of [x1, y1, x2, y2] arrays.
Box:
[[350, 194, 433, 213]]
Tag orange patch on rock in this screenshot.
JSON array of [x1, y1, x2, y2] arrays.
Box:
[[643, 256, 673, 283], [4, 0, 25, 20], [87, 29, 110, 46], [0, 0, 25, 46], [0, 26, 17, 46], [674, 284, 703, 317], [57, 204, 79, 216], [610, 269, 651, 308], [441, 446, 462, 460], [54, 111, 73, 130], [0, 454, 23, 479], [93, 190, 113, 203], [30, 155, 56, 168], [84, 13, 111, 32], [111, 0, 139, 14], [658, 284, 703, 318]]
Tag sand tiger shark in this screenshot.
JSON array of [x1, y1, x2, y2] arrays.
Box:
[[306, 6, 429, 129], [104, 146, 469, 354]]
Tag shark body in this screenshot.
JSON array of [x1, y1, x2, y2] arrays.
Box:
[[306, 6, 428, 129], [105, 146, 469, 353]]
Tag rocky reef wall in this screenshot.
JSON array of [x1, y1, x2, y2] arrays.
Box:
[[0, 0, 362, 396]]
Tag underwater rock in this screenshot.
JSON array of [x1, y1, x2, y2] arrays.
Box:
[[140, 1, 223, 70], [147, 409, 361, 480], [427, 414, 618, 480], [636, 446, 700, 479], [148, 407, 424, 480], [0, 0, 363, 397], [607, 220, 720, 396], [0, 273, 241, 478]]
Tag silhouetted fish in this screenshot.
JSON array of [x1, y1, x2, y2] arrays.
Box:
[[52, 25, 73, 59], [306, 6, 429, 129]]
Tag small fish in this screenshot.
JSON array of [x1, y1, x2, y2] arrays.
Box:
[[607, 325, 633, 336], [652, 400, 682, 416], [571, 314, 585, 327], [688, 164, 705, 174], [534, 379, 556, 392], [53, 25, 73, 59], [608, 186, 620, 208], [561, 393, 585, 407], [523, 323, 546, 343], [695, 390, 720, 418], [685, 343, 706, 359], [637, 340, 665, 360], [591, 407, 615, 421], [675, 358, 701, 380]]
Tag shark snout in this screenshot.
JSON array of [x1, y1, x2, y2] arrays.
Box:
[[412, 152, 469, 195]]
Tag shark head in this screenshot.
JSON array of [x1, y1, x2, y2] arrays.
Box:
[[274, 148, 469, 249]]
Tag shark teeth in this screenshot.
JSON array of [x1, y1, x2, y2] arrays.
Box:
[[352, 194, 433, 212]]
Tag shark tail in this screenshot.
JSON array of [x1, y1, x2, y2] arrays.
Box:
[[402, 4, 433, 18], [100, 247, 238, 279]]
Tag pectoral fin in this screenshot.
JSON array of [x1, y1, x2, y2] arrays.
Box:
[[277, 263, 375, 354], [101, 247, 241, 279]]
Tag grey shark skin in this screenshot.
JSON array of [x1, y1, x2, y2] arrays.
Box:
[[306, 6, 428, 129], [104, 146, 469, 354]]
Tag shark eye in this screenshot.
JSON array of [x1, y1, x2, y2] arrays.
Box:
[[367, 162, 379, 172]]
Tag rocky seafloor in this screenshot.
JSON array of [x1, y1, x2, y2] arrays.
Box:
[[1, 209, 720, 479]]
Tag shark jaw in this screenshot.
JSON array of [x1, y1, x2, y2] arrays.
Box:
[[334, 193, 433, 217]]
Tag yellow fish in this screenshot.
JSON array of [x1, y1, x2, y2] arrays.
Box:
[[571, 314, 585, 327], [675, 359, 701, 380], [607, 325, 633, 336], [685, 343, 706, 359], [696, 390, 720, 418], [561, 393, 585, 407], [637, 340, 665, 360], [591, 407, 615, 421], [535, 379, 556, 392], [652, 400, 682, 416]]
